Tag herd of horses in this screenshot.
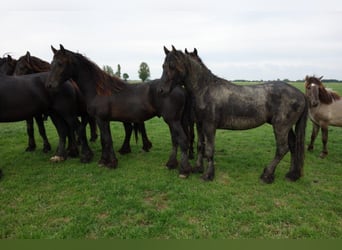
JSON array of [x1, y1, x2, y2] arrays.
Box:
[[0, 44, 341, 183]]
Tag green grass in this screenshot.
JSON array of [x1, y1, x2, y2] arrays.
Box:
[[0, 82, 341, 239]]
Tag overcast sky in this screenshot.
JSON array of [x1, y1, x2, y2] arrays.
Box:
[[2, 0, 342, 80]]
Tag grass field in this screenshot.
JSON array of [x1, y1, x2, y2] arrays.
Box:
[[0, 82, 341, 239]]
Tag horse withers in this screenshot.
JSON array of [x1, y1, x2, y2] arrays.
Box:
[[160, 46, 308, 183], [305, 75, 342, 158]]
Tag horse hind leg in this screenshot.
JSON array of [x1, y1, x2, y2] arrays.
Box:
[[25, 118, 36, 152], [118, 122, 132, 154], [35, 115, 51, 153], [139, 123, 152, 152], [285, 128, 301, 181], [260, 128, 289, 184]]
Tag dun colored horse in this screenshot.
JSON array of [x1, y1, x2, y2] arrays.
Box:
[[46, 45, 193, 177], [305, 75, 342, 158], [160, 46, 308, 183]]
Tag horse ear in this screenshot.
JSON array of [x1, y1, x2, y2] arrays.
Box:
[[172, 45, 176, 51], [7, 55, 12, 61], [319, 76, 324, 80], [59, 44, 66, 53], [185, 48, 189, 54], [51, 45, 57, 55], [164, 46, 170, 55], [194, 48, 198, 56], [305, 75, 309, 81], [25, 51, 31, 62]]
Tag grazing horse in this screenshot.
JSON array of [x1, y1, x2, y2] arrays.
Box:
[[305, 75, 342, 158], [46, 45, 193, 177], [160, 46, 308, 183]]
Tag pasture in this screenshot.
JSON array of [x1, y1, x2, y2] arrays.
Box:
[[0, 82, 341, 239]]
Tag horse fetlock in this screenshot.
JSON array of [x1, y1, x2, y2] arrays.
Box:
[[201, 171, 215, 181], [285, 171, 301, 182], [50, 155, 65, 163], [98, 158, 118, 169], [260, 168, 275, 184]]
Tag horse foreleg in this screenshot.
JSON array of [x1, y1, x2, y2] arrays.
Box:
[[308, 122, 320, 152], [193, 122, 205, 174], [88, 116, 98, 142], [320, 126, 329, 158], [201, 123, 216, 181], [49, 114, 68, 162], [118, 122, 132, 154], [78, 116, 94, 163], [97, 119, 118, 168], [35, 115, 51, 153], [165, 123, 179, 170], [139, 123, 153, 152], [25, 118, 36, 152]]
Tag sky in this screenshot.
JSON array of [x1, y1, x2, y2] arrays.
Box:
[[2, 0, 342, 81]]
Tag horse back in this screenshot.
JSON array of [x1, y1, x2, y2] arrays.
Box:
[[0, 73, 50, 122]]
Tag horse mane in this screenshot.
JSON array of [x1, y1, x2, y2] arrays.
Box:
[[305, 75, 341, 104], [19, 54, 51, 72], [70, 51, 126, 96]]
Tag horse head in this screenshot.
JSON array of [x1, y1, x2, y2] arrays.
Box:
[[159, 45, 188, 94], [46, 44, 74, 89], [0, 55, 17, 75]]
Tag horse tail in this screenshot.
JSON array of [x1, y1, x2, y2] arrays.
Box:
[[133, 123, 140, 144], [294, 98, 309, 177]]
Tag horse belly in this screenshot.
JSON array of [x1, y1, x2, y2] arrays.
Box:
[[0, 100, 47, 122], [219, 115, 267, 130]]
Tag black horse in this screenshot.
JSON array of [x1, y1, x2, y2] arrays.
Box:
[[15, 52, 153, 155], [46, 45, 193, 177], [160, 46, 308, 183]]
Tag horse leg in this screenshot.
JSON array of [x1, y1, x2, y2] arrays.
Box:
[[25, 118, 36, 152], [97, 119, 118, 168], [78, 115, 94, 163], [193, 122, 204, 174], [65, 118, 80, 158], [174, 121, 192, 178], [285, 128, 300, 181], [35, 115, 51, 153], [201, 123, 216, 181], [260, 127, 289, 183], [139, 123, 153, 152], [88, 116, 98, 142], [320, 126, 329, 158], [165, 123, 179, 170], [49, 114, 68, 162], [188, 121, 195, 160], [308, 122, 319, 151], [118, 122, 132, 154]]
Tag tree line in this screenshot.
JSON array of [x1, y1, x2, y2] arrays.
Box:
[[103, 62, 150, 82]]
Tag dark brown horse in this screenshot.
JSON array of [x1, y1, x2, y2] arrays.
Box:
[[160, 46, 308, 183], [305, 75, 342, 158], [46, 45, 193, 177], [0, 55, 51, 153], [15, 52, 154, 155]]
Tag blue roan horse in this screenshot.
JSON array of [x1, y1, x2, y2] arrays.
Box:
[[46, 45, 193, 177], [160, 46, 308, 183]]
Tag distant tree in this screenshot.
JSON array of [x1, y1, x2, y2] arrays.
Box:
[[123, 73, 129, 81], [115, 64, 121, 78], [103, 65, 114, 76], [138, 62, 150, 82]]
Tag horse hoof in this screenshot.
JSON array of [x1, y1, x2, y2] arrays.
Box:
[[25, 146, 36, 152], [179, 174, 189, 179], [201, 173, 214, 181], [285, 171, 301, 182], [98, 159, 118, 169], [43, 144, 52, 153], [50, 156, 65, 163], [192, 166, 204, 174], [166, 159, 178, 169], [319, 152, 328, 158], [118, 148, 131, 155]]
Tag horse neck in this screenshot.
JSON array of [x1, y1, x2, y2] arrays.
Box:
[[184, 58, 219, 94]]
